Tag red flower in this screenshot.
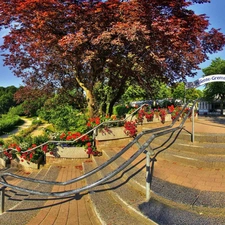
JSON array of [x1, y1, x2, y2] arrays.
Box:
[[86, 142, 92, 147], [95, 117, 100, 125], [60, 133, 66, 139], [42, 145, 48, 153]]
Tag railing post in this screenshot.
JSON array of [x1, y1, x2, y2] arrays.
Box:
[[146, 151, 151, 201], [191, 105, 195, 143], [0, 186, 6, 214]]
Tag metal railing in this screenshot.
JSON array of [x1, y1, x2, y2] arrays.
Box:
[[0, 101, 197, 213]]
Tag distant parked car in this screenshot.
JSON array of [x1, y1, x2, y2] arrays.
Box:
[[130, 100, 153, 108]]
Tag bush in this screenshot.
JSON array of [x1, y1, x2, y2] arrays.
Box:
[[113, 105, 131, 118], [0, 114, 22, 135]]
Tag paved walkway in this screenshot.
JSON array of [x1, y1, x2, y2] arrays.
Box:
[[153, 116, 225, 192], [25, 158, 100, 225], [184, 116, 225, 134], [13, 116, 225, 224]]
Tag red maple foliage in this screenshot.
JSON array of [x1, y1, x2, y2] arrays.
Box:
[[0, 0, 224, 117]]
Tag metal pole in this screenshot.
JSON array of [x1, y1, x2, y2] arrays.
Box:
[[192, 105, 195, 142], [146, 151, 151, 201], [0, 186, 5, 214]]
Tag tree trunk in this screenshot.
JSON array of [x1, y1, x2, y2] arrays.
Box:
[[85, 89, 95, 118], [75, 76, 95, 118]]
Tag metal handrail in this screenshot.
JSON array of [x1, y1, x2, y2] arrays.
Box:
[[0, 104, 150, 154], [0, 101, 196, 197], [0, 101, 190, 185], [0, 102, 188, 154]]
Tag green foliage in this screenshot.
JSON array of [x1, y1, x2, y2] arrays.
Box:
[[203, 58, 225, 100], [18, 124, 39, 137], [0, 86, 19, 115], [121, 84, 148, 104], [0, 114, 22, 135], [8, 104, 25, 116], [32, 118, 42, 125], [38, 103, 88, 132], [155, 83, 172, 100], [172, 82, 202, 102], [113, 104, 130, 118], [0, 138, 4, 145], [202, 58, 225, 115]]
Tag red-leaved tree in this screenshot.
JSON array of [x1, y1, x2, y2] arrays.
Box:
[[0, 0, 224, 117]]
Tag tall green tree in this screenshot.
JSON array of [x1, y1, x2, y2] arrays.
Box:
[[172, 82, 202, 102], [1, 0, 225, 117], [202, 58, 225, 115], [0, 86, 18, 114]]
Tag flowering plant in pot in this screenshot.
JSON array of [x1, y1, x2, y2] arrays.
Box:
[[145, 109, 154, 121], [124, 121, 137, 138], [159, 108, 167, 124], [168, 105, 181, 121], [3, 142, 46, 165], [52, 131, 101, 156], [136, 109, 145, 124]]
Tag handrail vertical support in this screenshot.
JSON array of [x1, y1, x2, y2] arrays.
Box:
[[191, 105, 195, 142], [0, 186, 6, 214], [146, 151, 151, 201]]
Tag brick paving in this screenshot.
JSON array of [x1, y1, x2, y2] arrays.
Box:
[[24, 116, 225, 224], [25, 159, 100, 225], [153, 117, 225, 192]]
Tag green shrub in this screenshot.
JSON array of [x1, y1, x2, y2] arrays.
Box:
[[113, 105, 130, 118], [0, 114, 22, 135], [32, 118, 42, 125]]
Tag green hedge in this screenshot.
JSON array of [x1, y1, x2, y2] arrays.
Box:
[[0, 115, 22, 135]]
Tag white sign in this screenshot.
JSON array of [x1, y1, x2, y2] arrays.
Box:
[[186, 74, 225, 88]]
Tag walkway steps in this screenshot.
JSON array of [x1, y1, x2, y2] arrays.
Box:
[[136, 128, 225, 169], [101, 147, 225, 224], [26, 158, 100, 225], [83, 156, 156, 225], [0, 165, 60, 225]]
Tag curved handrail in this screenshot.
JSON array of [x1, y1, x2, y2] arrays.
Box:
[[0, 104, 147, 154], [0, 101, 196, 197], [0, 101, 190, 184], [0, 101, 188, 154]]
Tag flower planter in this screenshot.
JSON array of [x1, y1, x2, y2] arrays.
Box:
[[46, 146, 88, 159], [96, 127, 130, 141], [0, 158, 10, 168], [15, 154, 45, 169]]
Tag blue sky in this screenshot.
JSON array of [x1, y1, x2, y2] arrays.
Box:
[[0, 0, 225, 87]]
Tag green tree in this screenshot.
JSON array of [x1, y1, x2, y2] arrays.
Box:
[[172, 82, 202, 103], [202, 58, 225, 115], [155, 83, 172, 100], [0, 86, 18, 114], [121, 84, 149, 104]]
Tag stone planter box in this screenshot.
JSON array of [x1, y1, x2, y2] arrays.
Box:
[[46, 146, 89, 159], [0, 158, 10, 168], [12, 154, 45, 170], [96, 127, 129, 141], [126, 114, 172, 124]]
